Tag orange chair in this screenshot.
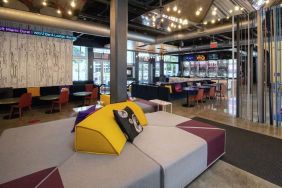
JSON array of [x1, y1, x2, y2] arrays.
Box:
[[9, 93, 32, 119], [84, 87, 98, 105], [207, 86, 216, 99], [191, 88, 204, 105], [217, 84, 226, 98], [51, 90, 69, 112], [85, 84, 94, 92]]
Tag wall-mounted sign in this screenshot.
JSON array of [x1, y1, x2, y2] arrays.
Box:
[[196, 54, 206, 61], [0, 26, 76, 41], [210, 42, 218, 49], [185, 55, 195, 61]]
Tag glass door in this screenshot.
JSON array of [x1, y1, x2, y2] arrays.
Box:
[[93, 60, 110, 85], [139, 62, 149, 83]]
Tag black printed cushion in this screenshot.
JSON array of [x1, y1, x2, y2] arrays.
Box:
[[113, 106, 143, 143]]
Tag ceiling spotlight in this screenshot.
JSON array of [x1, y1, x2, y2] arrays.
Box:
[[173, 5, 177, 12], [167, 7, 170, 12], [152, 16, 156, 21], [179, 18, 183, 23], [171, 23, 174, 27], [199, 7, 203, 11], [183, 19, 188, 25], [67, 10, 72, 15], [42, 1, 47, 6], [213, 7, 217, 11], [265, 0, 269, 4], [218, 18, 221, 21], [178, 10, 181, 14], [3, 0, 8, 3], [70, 1, 76, 8], [161, 18, 164, 22], [234, 6, 239, 11], [203, 21, 208, 25], [178, 25, 182, 29], [167, 27, 171, 32], [57, 9, 61, 14], [226, 16, 230, 19], [196, 10, 200, 16], [229, 9, 233, 13], [240, 7, 244, 11], [212, 10, 217, 16], [211, 19, 215, 24], [280, 3, 282, 7]]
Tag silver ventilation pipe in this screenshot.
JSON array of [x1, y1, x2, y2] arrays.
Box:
[[0, 7, 156, 43], [156, 20, 251, 44]]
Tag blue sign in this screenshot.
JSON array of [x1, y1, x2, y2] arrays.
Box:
[[185, 55, 195, 61], [0, 26, 76, 41]]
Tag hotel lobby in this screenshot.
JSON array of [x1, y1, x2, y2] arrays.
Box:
[[0, 0, 282, 187]]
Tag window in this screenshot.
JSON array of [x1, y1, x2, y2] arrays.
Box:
[[73, 46, 88, 81], [127, 51, 134, 65], [164, 63, 179, 77]]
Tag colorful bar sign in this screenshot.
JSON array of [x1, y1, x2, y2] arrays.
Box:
[[0, 26, 76, 41]]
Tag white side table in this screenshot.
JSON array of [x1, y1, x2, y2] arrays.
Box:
[[149, 99, 172, 113]]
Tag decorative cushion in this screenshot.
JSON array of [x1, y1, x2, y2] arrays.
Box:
[[27, 87, 40, 97], [71, 105, 96, 133], [113, 107, 143, 142], [174, 83, 183, 93], [100, 94, 110, 106], [75, 101, 147, 155]]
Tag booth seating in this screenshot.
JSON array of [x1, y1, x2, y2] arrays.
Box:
[[0, 102, 225, 188]]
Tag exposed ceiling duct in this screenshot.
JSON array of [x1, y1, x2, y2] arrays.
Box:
[[0, 7, 252, 48], [0, 7, 156, 43], [156, 20, 250, 44]]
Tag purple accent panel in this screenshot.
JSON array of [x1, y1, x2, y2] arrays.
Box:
[[38, 169, 64, 188], [177, 120, 225, 166], [136, 98, 158, 111], [0, 167, 56, 188], [71, 105, 97, 133], [177, 119, 216, 128]]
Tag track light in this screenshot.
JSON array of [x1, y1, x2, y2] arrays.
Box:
[[167, 7, 170, 12], [234, 6, 239, 11], [57, 9, 61, 14], [173, 5, 177, 12], [203, 21, 208, 25], [67, 10, 72, 15], [167, 27, 171, 32], [42, 1, 47, 6], [3, 0, 8, 3], [196, 10, 200, 16]]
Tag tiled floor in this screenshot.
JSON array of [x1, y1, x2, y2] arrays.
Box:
[[0, 97, 281, 187]]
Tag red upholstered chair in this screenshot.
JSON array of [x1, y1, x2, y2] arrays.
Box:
[[85, 84, 94, 92], [207, 86, 216, 99], [174, 83, 183, 93], [9, 93, 32, 119], [51, 90, 69, 112], [191, 88, 204, 105], [84, 87, 98, 105], [216, 84, 226, 98]]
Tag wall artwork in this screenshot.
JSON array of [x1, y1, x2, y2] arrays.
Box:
[[0, 21, 73, 88]]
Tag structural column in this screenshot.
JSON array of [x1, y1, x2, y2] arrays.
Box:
[[257, 10, 265, 123], [236, 17, 241, 118], [88, 47, 94, 82], [135, 52, 139, 82], [110, 0, 128, 103], [160, 55, 164, 77]]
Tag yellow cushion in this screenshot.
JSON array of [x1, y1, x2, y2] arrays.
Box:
[[100, 94, 111, 106], [75, 101, 148, 155], [27, 87, 40, 97], [165, 85, 172, 94]]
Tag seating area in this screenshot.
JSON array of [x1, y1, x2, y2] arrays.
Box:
[[0, 1, 282, 188]]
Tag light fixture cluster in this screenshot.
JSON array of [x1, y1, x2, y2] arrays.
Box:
[[41, 0, 77, 16], [202, 4, 245, 26], [163, 4, 189, 32], [2, 0, 8, 3], [195, 7, 203, 16]]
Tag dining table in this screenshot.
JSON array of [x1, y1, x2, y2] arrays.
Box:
[[39, 95, 60, 114], [73, 91, 92, 107], [0, 97, 20, 119], [182, 87, 198, 107]]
